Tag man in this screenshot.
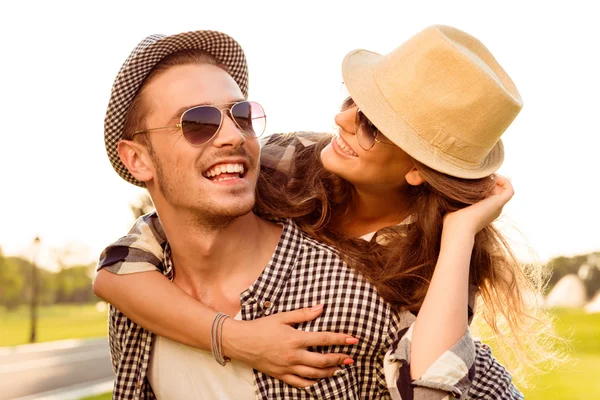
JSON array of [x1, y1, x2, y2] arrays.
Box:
[[101, 30, 404, 400]]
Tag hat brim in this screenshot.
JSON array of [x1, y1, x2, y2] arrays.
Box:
[[342, 49, 503, 179], [104, 30, 249, 187]]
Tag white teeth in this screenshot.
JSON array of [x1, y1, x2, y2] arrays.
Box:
[[336, 135, 358, 157], [204, 163, 246, 178], [214, 175, 238, 182]]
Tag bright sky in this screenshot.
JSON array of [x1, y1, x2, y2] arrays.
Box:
[[1, 0, 598, 270]]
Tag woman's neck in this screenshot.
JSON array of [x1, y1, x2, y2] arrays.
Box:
[[339, 186, 411, 238]]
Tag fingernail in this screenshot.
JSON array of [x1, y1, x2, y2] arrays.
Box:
[[311, 304, 324, 312], [343, 358, 354, 365], [345, 338, 359, 345]]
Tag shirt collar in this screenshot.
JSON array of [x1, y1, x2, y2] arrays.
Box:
[[161, 219, 303, 306]]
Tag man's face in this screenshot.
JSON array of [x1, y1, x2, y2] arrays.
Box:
[[141, 64, 260, 226]]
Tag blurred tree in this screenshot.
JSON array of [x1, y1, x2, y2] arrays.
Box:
[[130, 193, 155, 220], [0, 248, 24, 310], [55, 264, 96, 303], [547, 251, 600, 297], [9, 256, 57, 306]]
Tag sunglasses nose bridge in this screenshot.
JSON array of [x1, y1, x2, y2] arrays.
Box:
[[212, 107, 247, 145]]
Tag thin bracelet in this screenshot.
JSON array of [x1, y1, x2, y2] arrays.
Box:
[[210, 312, 231, 366]]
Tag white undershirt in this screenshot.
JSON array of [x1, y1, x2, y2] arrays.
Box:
[[148, 312, 255, 400]]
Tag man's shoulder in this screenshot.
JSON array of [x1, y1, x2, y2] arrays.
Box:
[[294, 226, 348, 270], [292, 224, 390, 301]]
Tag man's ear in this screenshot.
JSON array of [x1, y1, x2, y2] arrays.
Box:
[[117, 139, 155, 183], [405, 167, 424, 186]]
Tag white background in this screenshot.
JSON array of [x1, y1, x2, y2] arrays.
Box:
[[0, 0, 598, 269]]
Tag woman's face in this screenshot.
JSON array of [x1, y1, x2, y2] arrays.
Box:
[[321, 98, 417, 192]]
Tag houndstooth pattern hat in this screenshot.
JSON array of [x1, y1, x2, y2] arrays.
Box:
[[104, 30, 249, 187]]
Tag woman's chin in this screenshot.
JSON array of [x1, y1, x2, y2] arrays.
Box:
[[320, 144, 339, 172], [321, 145, 354, 182]]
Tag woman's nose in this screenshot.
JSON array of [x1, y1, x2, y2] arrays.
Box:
[[334, 107, 357, 135]]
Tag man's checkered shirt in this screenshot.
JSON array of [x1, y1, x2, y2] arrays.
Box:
[[107, 217, 406, 399]]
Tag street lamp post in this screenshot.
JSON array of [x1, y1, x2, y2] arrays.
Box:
[[29, 236, 41, 343]]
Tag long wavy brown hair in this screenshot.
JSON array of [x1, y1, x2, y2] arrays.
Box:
[[255, 131, 563, 383]]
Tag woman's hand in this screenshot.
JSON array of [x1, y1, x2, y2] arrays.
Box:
[[222, 304, 358, 388], [443, 174, 514, 236]]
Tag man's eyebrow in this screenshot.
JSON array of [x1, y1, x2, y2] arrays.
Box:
[[169, 99, 246, 121]]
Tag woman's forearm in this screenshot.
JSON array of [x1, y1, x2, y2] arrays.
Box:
[[410, 224, 473, 379], [93, 268, 356, 386], [93, 269, 216, 350]]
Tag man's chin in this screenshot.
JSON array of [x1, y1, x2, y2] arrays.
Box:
[[190, 197, 255, 227]]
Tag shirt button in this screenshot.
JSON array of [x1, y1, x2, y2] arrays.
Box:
[[263, 300, 272, 308]]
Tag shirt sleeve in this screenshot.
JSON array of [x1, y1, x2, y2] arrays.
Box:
[[260, 131, 323, 176], [107, 304, 124, 374], [384, 287, 524, 399], [96, 211, 166, 275]]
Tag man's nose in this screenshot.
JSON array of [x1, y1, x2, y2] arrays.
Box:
[[211, 110, 246, 148]]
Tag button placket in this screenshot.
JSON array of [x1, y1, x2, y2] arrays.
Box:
[[260, 300, 273, 315]]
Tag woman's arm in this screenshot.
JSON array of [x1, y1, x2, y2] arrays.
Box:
[[410, 175, 514, 379], [94, 269, 358, 387]]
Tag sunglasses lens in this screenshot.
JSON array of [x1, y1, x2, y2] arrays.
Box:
[[340, 96, 355, 112], [356, 110, 377, 150], [181, 106, 222, 144], [231, 101, 266, 137]]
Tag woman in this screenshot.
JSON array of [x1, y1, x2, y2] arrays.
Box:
[[95, 25, 552, 398]]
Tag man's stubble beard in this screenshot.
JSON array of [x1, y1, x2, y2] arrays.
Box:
[[149, 144, 256, 230]]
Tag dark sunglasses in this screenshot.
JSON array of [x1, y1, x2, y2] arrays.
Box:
[[132, 100, 266, 145], [340, 97, 394, 151]]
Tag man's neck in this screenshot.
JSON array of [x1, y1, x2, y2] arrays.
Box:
[[159, 210, 282, 314]]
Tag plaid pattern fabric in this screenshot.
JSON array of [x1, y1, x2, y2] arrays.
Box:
[[385, 327, 523, 400], [106, 217, 407, 399], [100, 132, 523, 399], [104, 30, 248, 186], [467, 342, 524, 399]]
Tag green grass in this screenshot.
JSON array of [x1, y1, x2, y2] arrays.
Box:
[[79, 393, 112, 400], [1, 305, 598, 398], [515, 309, 600, 399], [0, 304, 108, 346]]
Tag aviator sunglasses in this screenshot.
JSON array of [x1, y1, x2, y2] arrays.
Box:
[[132, 100, 267, 145], [340, 96, 395, 151]]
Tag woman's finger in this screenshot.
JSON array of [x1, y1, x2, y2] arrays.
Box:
[[493, 176, 514, 203], [296, 350, 354, 368], [274, 305, 325, 325], [298, 331, 359, 348], [290, 365, 342, 380], [279, 374, 317, 388]]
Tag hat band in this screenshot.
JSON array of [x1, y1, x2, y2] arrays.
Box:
[[428, 127, 492, 164]]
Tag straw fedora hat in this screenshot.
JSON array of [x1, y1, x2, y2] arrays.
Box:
[[342, 25, 523, 179], [104, 30, 248, 187]]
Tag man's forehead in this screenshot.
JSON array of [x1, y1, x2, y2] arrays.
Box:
[[143, 64, 243, 119]]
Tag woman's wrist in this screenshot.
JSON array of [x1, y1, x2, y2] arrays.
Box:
[[441, 217, 477, 243], [220, 318, 243, 361]]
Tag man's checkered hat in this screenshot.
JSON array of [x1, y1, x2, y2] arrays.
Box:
[[104, 30, 249, 187]]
